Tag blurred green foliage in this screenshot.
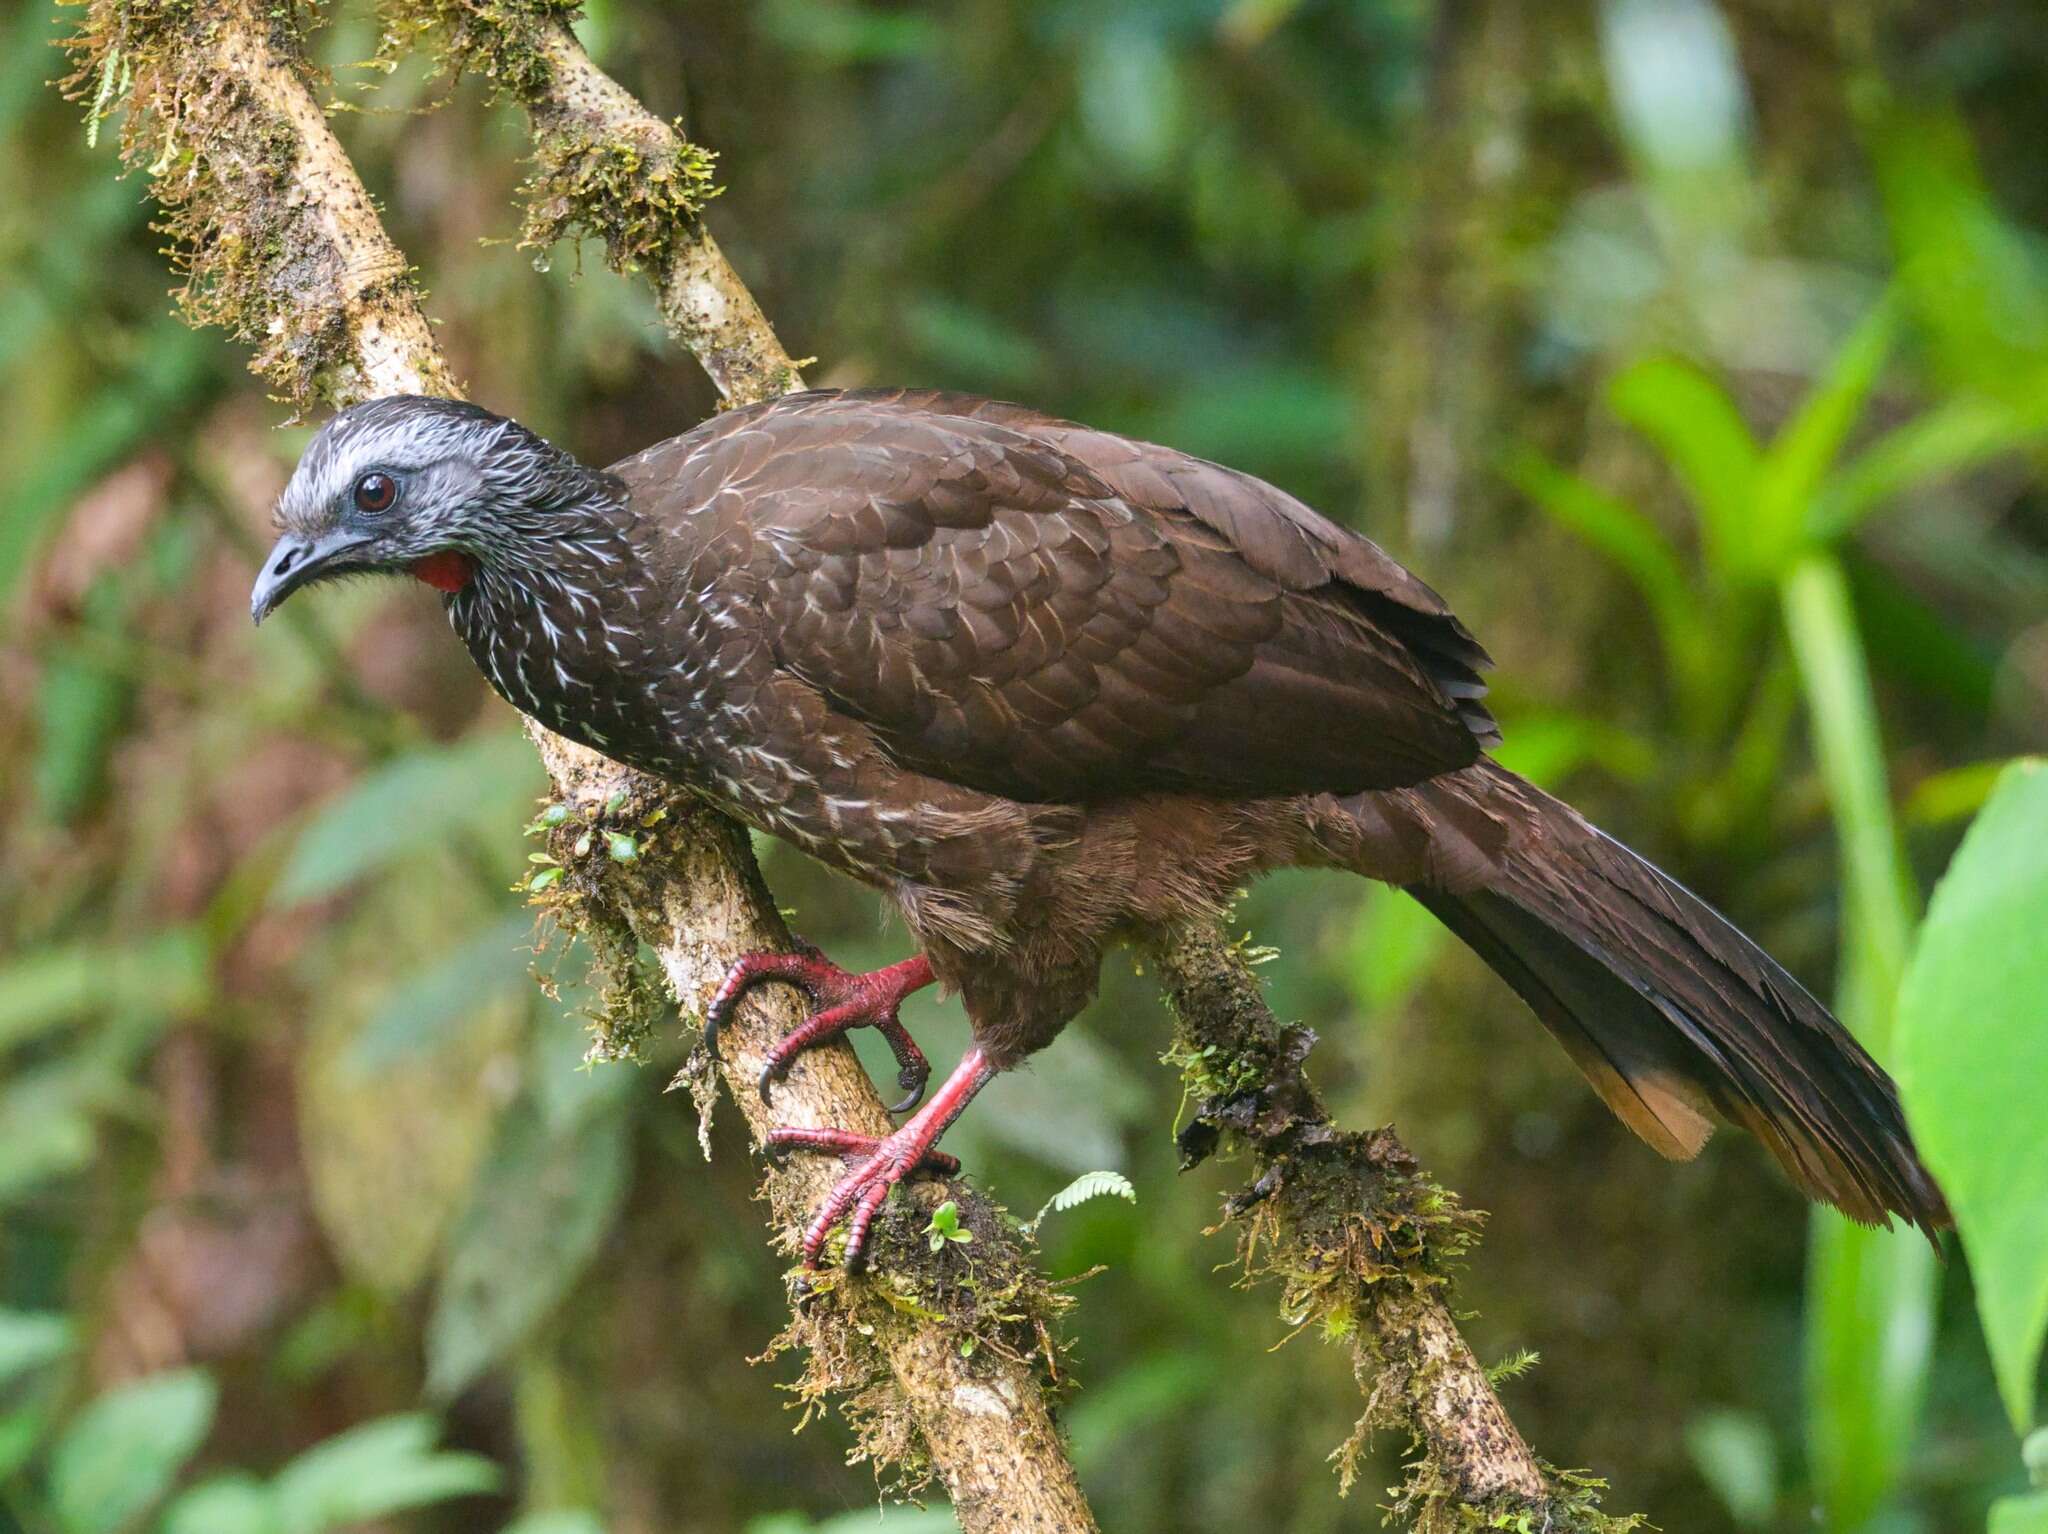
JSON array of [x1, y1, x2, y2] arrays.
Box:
[[3, 0, 2046, 1531]]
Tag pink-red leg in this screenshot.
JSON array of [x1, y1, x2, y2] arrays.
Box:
[[702, 946, 936, 1113], [774, 1047, 996, 1270]]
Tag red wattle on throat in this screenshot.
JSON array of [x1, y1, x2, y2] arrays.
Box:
[[410, 551, 475, 593]]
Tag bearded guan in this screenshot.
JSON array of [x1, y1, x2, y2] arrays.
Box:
[[251, 390, 1950, 1266]]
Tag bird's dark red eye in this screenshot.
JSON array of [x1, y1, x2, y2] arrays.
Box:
[[353, 472, 397, 513]]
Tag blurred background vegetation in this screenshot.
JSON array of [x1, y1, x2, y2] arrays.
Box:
[[3, 0, 2046, 1531]]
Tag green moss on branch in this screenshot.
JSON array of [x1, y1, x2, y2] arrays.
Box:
[[65, 0, 458, 410], [1147, 922, 1644, 1532]]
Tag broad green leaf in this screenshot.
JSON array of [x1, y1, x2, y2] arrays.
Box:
[[0, 322, 212, 607], [426, 1099, 631, 1400], [1148, 363, 1348, 478], [301, 890, 524, 1296], [1607, 355, 1763, 585], [348, 913, 535, 1073], [160, 1475, 277, 1534], [274, 730, 541, 905], [33, 648, 128, 824], [1783, 555, 1938, 1526], [1904, 759, 2017, 828], [0, 929, 209, 1054], [900, 298, 1047, 390], [0, 1088, 97, 1207], [47, 1369, 217, 1534], [0, 1401, 54, 1480], [0, 1310, 74, 1389], [755, 0, 941, 63], [1992, 1492, 2048, 1534], [1869, 106, 2048, 403], [270, 1413, 498, 1533], [1896, 760, 2048, 1433]]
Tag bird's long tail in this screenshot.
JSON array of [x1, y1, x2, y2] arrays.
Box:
[[1347, 761, 1949, 1238]]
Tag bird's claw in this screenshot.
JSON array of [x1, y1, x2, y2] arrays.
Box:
[[704, 946, 936, 1114], [886, 1060, 931, 1116], [762, 1125, 963, 1267]]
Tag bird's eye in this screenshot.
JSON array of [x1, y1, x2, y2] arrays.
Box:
[[353, 472, 398, 513]]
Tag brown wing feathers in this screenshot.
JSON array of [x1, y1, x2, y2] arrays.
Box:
[[722, 389, 1488, 802]]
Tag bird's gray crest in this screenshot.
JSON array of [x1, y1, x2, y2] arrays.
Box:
[[274, 395, 537, 542]]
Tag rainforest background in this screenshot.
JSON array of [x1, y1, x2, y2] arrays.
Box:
[[3, 1, 2047, 1531]]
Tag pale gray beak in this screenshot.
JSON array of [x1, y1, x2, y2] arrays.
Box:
[[250, 529, 376, 624]]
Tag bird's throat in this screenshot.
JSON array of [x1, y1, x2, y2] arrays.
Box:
[[410, 550, 476, 593]]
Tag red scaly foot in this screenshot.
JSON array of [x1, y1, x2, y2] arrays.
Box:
[[703, 944, 936, 1113], [774, 1048, 995, 1270]]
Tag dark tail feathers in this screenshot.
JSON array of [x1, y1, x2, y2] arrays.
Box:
[[1405, 763, 1949, 1240]]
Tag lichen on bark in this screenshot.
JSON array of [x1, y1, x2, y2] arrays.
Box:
[[65, 0, 461, 412]]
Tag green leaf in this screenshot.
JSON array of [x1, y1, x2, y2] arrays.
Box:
[[1504, 446, 1711, 697], [503, 1514, 608, 1534], [33, 647, 129, 824], [160, 1475, 277, 1534], [1811, 393, 2048, 544], [1026, 1170, 1136, 1234], [1683, 1408, 1778, 1528], [47, 1369, 217, 1534], [1754, 298, 1897, 569], [924, 1200, 972, 1251], [1607, 355, 1764, 585], [270, 1413, 499, 1533], [347, 913, 535, 1073], [0, 1310, 74, 1389], [0, 929, 209, 1055], [426, 1100, 631, 1400], [756, 0, 941, 63], [1992, 1492, 2048, 1534], [1344, 886, 1446, 1016], [0, 322, 212, 610], [1896, 760, 2048, 1433], [1781, 558, 1917, 1019], [0, 1401, 55, 1480], [275, 731, 541, 905], [1782, 555, 1939, 1525]]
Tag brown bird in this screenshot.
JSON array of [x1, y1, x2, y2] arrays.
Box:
[[251, 389, 1950, 1266]]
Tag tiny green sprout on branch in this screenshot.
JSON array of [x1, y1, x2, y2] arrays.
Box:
[[1487, 1348, 1542, 1386], [1024, 1171, 1137, 1237], [924, 1200, 974, 1252]]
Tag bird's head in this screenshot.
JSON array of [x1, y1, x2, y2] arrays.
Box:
[[250, 395, 607, 623]]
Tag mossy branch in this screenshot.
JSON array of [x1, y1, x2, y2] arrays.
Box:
[[63, 4, 1092, 1530], [1148, 925, 1644, 1531]]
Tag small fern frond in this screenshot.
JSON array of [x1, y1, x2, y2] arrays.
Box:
[[1025, 1170, 1137, 1235]]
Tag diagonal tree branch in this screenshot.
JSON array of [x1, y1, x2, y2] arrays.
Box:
[[67, 4, 1092, 1530]]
